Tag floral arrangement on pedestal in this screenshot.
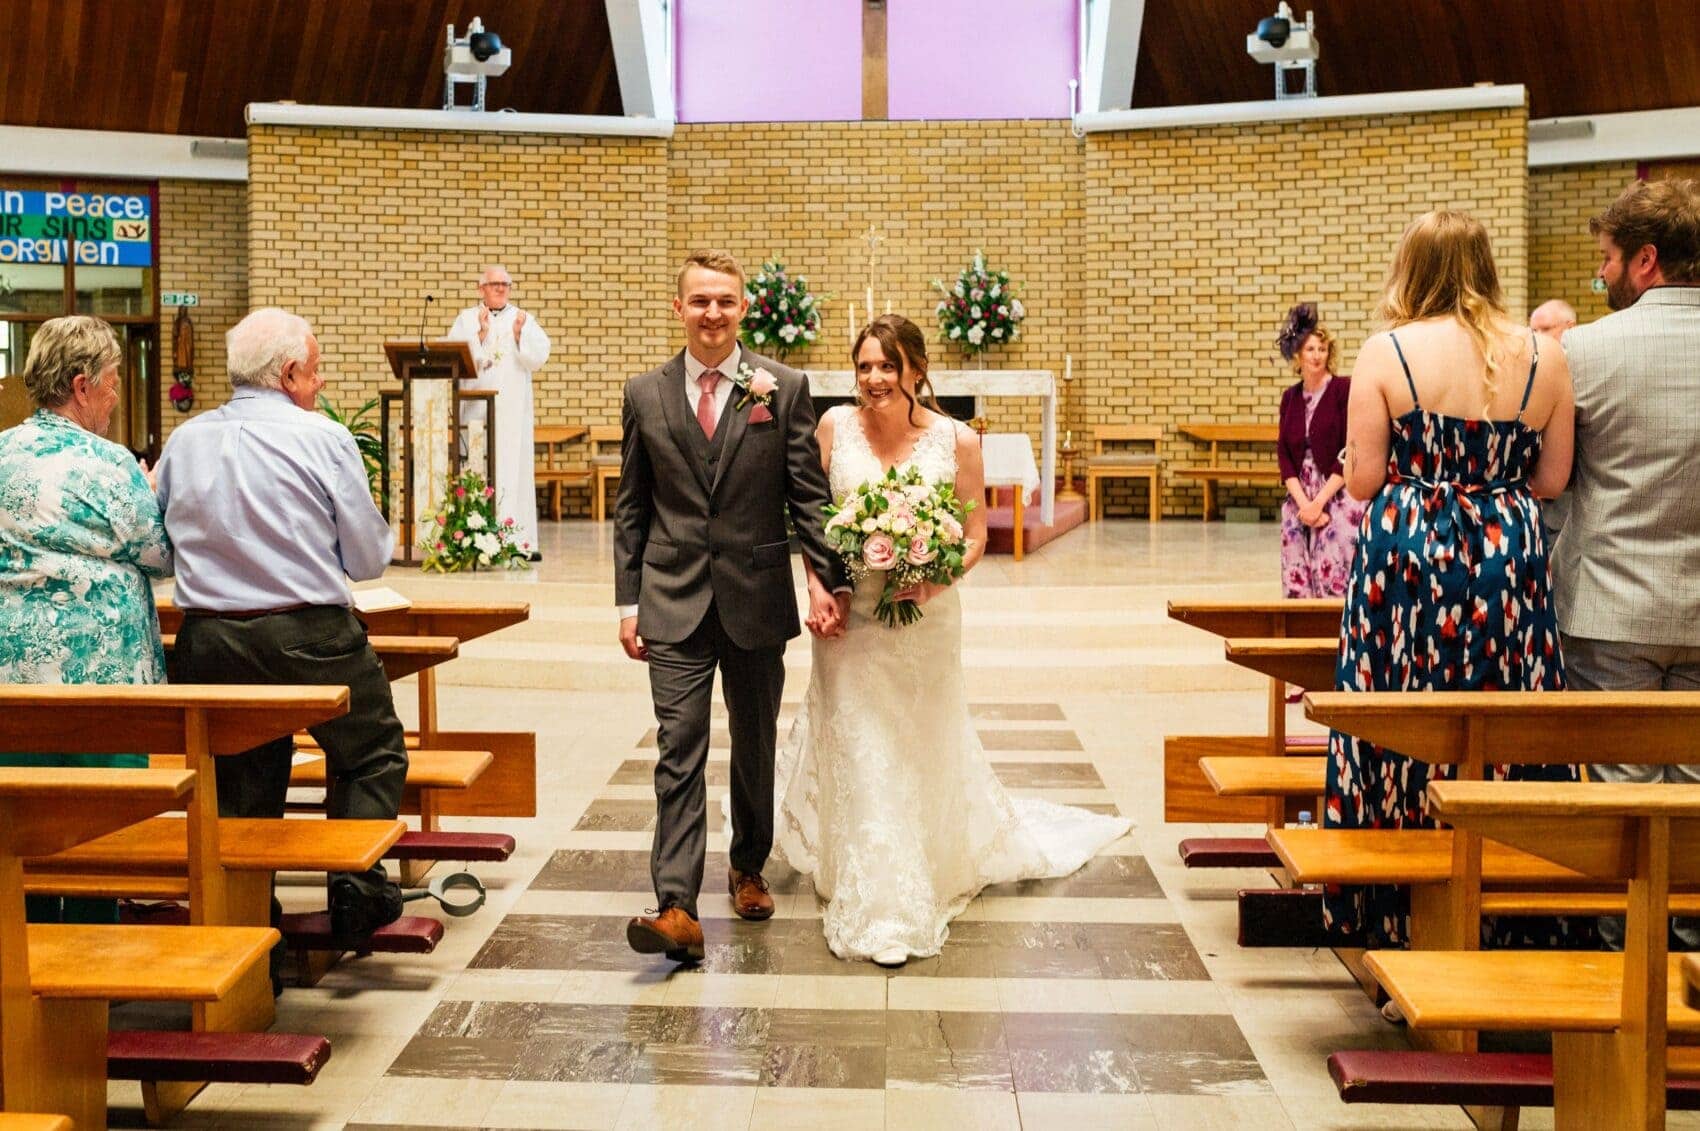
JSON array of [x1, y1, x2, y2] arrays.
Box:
[[740, 261, 823, 358], [932, 251, 1025, 355], [420, 470, 531, 573]]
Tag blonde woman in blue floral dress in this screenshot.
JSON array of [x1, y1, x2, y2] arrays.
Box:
[[1327, 212, 1577, 950], [0, 315, 173, 923]]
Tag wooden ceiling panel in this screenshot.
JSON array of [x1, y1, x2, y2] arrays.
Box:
[[1134, 0, 1700, 119], [0, 0, 622, 137]]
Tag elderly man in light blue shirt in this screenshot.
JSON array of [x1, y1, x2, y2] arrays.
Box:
[[157, 306, 408, 958]]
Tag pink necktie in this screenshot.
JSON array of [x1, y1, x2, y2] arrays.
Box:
[[696, 370, 722, 440]]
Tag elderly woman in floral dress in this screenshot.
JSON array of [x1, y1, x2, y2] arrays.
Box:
[[0, 315, 172, 923]]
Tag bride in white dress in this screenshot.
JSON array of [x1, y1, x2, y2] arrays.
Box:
[[770, 315, 1131, 966]]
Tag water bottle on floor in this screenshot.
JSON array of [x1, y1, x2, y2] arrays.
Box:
[[1293, 810, 1321, 891]]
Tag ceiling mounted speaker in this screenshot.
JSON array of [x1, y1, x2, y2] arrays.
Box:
[[1528, 119, 1596, 143]]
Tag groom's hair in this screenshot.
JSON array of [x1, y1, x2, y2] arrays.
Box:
[[677, 250, 745, 295]]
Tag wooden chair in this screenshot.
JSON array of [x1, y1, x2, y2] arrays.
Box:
[[1085, 425, 1162, 522], [588, 425, 622, 523], [533, 425, 590, 521]]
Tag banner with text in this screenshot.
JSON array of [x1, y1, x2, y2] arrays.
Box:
[[0, 191, 153, 267]]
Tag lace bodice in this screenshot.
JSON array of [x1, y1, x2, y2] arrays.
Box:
[[829, 407, 959, 502]]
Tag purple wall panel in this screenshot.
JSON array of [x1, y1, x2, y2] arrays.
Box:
[[887, 0, 1077, 121], [676, 0, 864, 123]]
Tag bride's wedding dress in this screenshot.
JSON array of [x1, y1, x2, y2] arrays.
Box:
[[769, 408, 1132, 962]]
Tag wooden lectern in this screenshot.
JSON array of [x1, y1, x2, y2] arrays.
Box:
[[381, 340, 493, 565]]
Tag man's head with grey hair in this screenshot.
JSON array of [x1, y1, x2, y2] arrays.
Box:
[[1529, 299, 1578, 339], [478, 266, 512, 309], [227, 308, 313, 389], [226, 307, 324, 409]]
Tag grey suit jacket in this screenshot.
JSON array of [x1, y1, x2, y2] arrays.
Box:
[[612, 349, 848, 650], [1555, 286, 1700, 645]]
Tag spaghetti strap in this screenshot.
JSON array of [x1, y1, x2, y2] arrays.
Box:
[[1388, 331, 1421, 408], [1515, 331, 1539, 422]]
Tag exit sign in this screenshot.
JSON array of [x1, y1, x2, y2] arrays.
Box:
[[162, 291, 199, 306]]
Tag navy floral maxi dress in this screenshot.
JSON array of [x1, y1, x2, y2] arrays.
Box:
[[1323, 333, 1576, 947]]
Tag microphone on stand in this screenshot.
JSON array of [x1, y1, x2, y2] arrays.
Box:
[[418, 293, 435, 358]]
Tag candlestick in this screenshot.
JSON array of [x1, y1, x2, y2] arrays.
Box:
[[1064, 353, 1073, 383], [848, 304, 856, 347], [885, 299, 892, 315]]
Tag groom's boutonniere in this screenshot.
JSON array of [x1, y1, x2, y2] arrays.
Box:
[[733, 361, 778, 413]]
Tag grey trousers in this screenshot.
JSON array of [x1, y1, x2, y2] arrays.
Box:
[[646, 604, 785, 918], [1561, 632, 1700, 950]]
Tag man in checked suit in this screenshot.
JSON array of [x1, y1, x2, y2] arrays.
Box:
[[1556, 178, 1700, 790]]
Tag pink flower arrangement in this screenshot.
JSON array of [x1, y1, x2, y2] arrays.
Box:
[[822, 463, 974, 628]]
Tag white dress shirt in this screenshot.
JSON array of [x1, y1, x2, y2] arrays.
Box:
[[683, 344, 740, 424]]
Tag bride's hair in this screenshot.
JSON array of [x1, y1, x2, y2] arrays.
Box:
[[853, 314, 942, 426]]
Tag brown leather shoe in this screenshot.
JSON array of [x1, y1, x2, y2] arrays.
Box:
[[728, 868, 774, 921], [626, 906, 704, 963]]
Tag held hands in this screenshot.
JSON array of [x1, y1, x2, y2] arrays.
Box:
[[618, 616, 649, 662], [513, 310, 527, 343], [1297, 499, 1327, 529], [806, 582, 849, 639]]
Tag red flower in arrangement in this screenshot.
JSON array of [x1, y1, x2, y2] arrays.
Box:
[[455, 486, 467, 498], [484, 486, 495, 498]]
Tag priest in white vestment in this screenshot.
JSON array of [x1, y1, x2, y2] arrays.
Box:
[[447, 265, 551, 557]]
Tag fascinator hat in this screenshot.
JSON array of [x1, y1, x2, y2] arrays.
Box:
[[1276, 302, 1320, 362]]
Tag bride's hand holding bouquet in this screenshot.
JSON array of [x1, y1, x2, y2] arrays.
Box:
[[823, 464, 974, 628]]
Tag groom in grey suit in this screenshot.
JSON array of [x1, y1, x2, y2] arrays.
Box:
[[1554, 177, 1700, 780], [615, 250, 849, 962]]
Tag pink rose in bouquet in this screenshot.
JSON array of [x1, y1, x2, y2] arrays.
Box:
[[905, 539, 937, 566], [862, 532, 898, 570]]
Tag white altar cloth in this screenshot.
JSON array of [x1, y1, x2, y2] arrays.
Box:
[[803, 369, 1056, 524]]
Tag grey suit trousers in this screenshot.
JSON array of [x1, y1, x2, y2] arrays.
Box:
[[647, 603, 784, 918]]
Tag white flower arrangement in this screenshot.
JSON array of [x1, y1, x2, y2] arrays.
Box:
[[932, 250, 1025, 356], [740, 260, 823, 359]]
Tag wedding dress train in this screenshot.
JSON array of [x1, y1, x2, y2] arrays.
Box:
[[767, 409, 1131, 961]]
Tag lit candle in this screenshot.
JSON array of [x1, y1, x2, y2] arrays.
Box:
[[848, 304, 855, 346], [1064, 353, 1073, 382], [885, 299, 892, 315], [866, 287, 875, 323]]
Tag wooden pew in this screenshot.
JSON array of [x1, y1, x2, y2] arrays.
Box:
[[1295, 690, 1700, 1054], [1164, 600, 1341, 832], [156, 600, 537, 822], [0, 685, 391, 1123], [1172, 423, 1281, 520], [1366, 780, 1700, 1130], [0, 767, 277, 1131]]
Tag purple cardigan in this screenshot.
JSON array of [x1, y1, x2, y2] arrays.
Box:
[[1277, 375, 1351, 481]]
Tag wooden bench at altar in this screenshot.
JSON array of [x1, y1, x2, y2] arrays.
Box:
[[1173, 423, 1282, 520], [1164, 600, 1340, 833], [0, 767, 279, 1131], [1366, 780, 1700, 1130]]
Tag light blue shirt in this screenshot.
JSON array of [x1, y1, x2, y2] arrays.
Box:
[[156, 387, 393, 611]]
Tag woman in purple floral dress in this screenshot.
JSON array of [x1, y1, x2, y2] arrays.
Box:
[[1276, 305, 1363, 597]]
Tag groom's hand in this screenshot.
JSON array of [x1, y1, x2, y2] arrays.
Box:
[[618, 616, 649, 661], [805, 582, 845, 639]]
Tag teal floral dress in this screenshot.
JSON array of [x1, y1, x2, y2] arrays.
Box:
[[0, 410, 172, 921]]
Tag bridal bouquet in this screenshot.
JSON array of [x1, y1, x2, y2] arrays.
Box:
[[824, 465, 974, 628]]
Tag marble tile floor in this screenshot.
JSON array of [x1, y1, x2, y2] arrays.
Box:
[[118, 520, 1699, 1130]]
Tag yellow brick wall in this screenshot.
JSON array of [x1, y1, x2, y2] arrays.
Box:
[[245, 125, 671, 460], [668, 121, 1083, 447], [1528, 161, 1638, 327], [157, 179, 247, 443], [1082, 106, 1529, 517], [234, 109, 1535, 520]]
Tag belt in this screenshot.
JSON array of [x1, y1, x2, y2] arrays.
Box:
[[181, 603, 323, 620]]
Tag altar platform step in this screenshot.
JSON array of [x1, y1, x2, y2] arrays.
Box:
[[983, 494, 1088, 557]]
